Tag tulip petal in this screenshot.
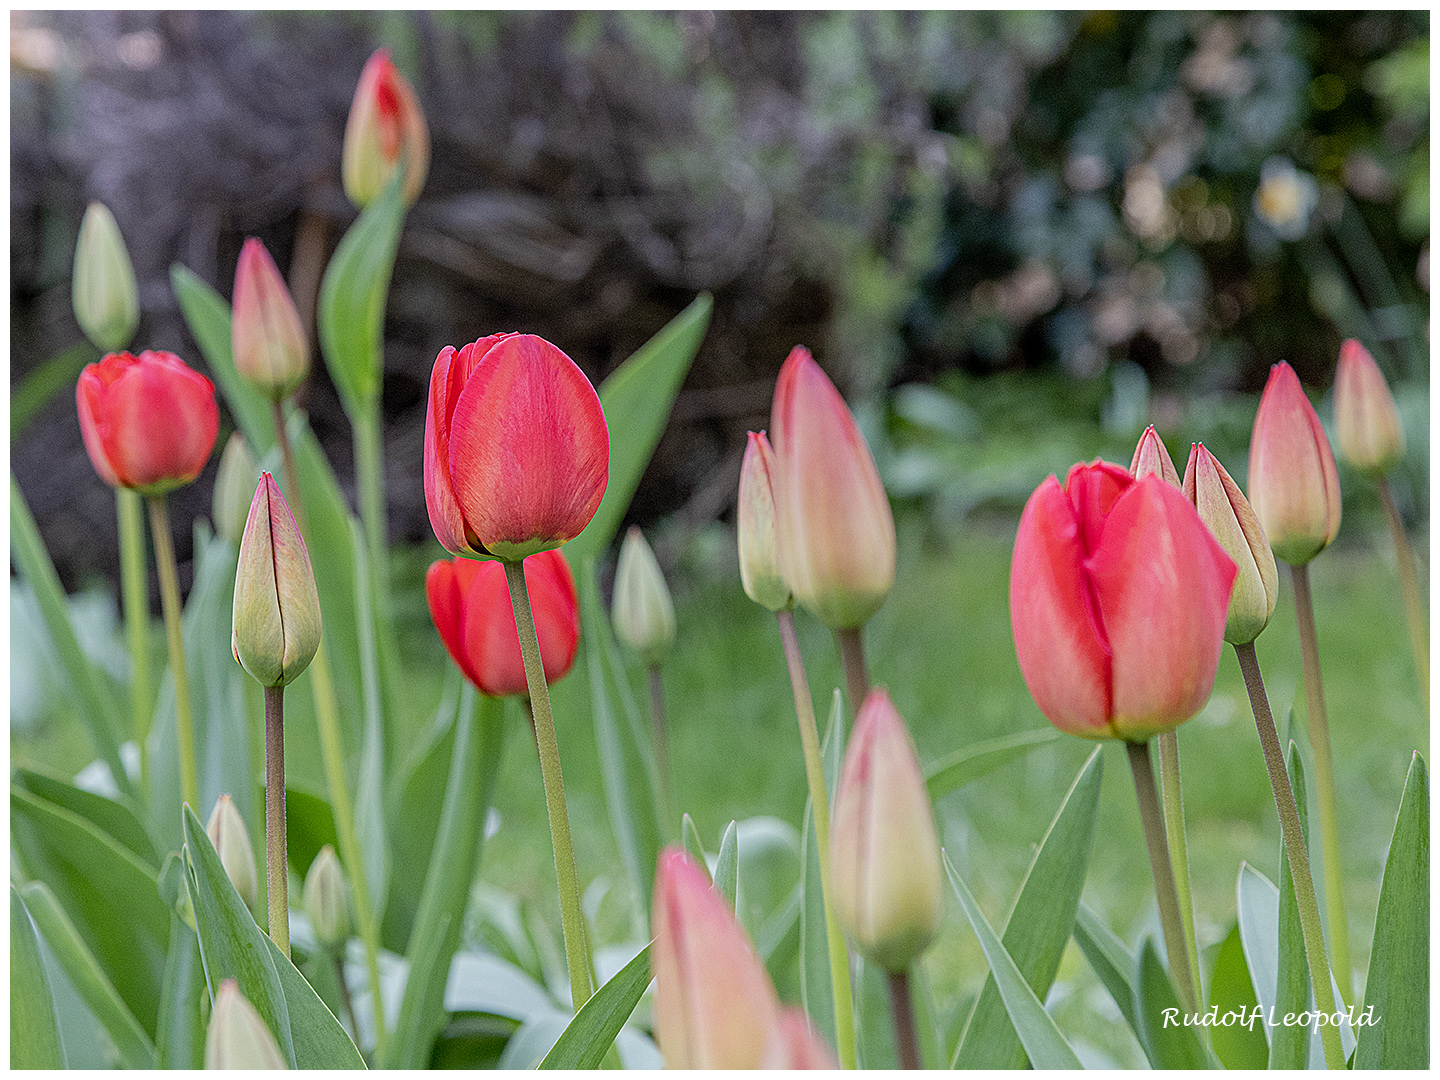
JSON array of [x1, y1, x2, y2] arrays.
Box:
[[424, 343, 488, 556], [1063, 459, 1132, 555]]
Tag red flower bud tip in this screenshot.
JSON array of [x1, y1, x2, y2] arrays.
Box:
[[759, 1008, 839, 1069], [425, 333, 609, 561], [1247, 362, 1341, 565], [76, 350, 219, 495], [769, 347, 895, 629], [342, 48, 430, 208], [830, 688, 942, 972], [1183, 443, 1279, 645], [425, 549, 579, 698], [1010, 461, 1237, 741], [737, 431, 792, 611], [1129, 425, 1181, 487], [1333, 339, 1406, 476], [651, 846, 781, 1069], [232, 238, 309, 400]]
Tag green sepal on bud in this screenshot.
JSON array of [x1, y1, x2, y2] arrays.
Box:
[[612, 526, 676, 664], [72, 202, 140, 352], [204, 979, 288, 1069], [302, 844, 351, 951], [205, 794, 259, 911], [213, 433, 260, 546], [232, 473, 322, 688]]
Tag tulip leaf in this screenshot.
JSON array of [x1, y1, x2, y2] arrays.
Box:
[[285, 784, 341, 874], [565, 294, 712, 564], [798, 690, 845, 1052], [262, 934, 369, 1069], [1207, 923, 1268, 1069], [1354, 751, 1428, 1069], [1269, 743, 1312, 1069], [1235, 861, 1282, 1049], [1133, 936, 1214, 1069], [19, 880, 157, 1069], [13, 765, 158, 869], [155, 915, 206, 1069], [925, 727, 1062, 799], [714, 820, 740, 909], [444, 949, 556, 1022], [538, 943, 653, 1069], [349, 519, 390, 927], [942, 850, 1084, 1069], [681, 813, 710, 881], [1071, 901, 1140, 1037], [383, 692, 507, 1069], [11, 340, 96, 444], [11, 886, 66, 1069], [953, 746, 1102, 1068]]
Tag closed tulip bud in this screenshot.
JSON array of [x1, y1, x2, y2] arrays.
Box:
[[424, 333, 608, 561], [342, 49, 430, 208], [232, 239, 309, 400], [1247, 362, 1342, 565], [233, 474, 322, 688], [1129, 425, 1181, 487], [1184, 444, 1279, 645], [651, 847, 781, 1069], [770, 347, 895, 629], [759, 1008, 838, 1069], [302, 845, 350, 950], [205, 795, 258, 910], [1333, 339, 1405, 476], [737, 431, 792, 611], [76, 350, 219, 495], [830, 688, 942, 972], [213, 433, 260, 546], [204, 980, 288, 1070], [611, 527, 675, 664], [72, 202, 139, 352]]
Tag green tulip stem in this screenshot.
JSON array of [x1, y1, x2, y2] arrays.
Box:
[[352, 406, 393, 647], [263, 684, 290, 957], [645, 664, 674, 827], [1233, 642, 1346, 1070], [1156, 730, 1204, 1015], [269, 401, 304, 521], [147, 494, 198, 813], [504, 557, 593, 1011], [777, 608, 857, 1070], [1289, 562, 1351, 1006], [117, 488, 151, 792], [1377, 477, 1428, 708], [835, 626, 871, 719], [886, 968, 922, 1070], [331, 950, 360, 1045], [1125, 740, 1197, 1013]]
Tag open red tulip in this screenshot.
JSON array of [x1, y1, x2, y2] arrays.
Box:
[[76, 350, 219, 495], [1009, 461, 1237, 741], [425, 549, 579, 697], [424, 333, 609, 562]]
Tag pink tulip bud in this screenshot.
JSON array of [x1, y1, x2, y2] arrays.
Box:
[[1247, 362, 1341, 565], [1129, 425, 1181, 487], [204, 980, 287, 1069], [770, 347, 895, 629], [759, 1008, 839, 1069], [1333, 339, 1405, 476], [232, 238, 309, 400], [830, 688, 942, 972], [424, 333, 609, 561], [1010, 462, 1237, 741], [1183, 444, 1279, 645], [737, 431, 792, 612], [342, 49, 430, 208], [651, 847, 781, 1069]]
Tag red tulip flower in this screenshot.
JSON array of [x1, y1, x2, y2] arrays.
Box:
[[76, 350, 219, 495], [424, 333, 609, 562], [1010, 461, 1237, 741], [425, 549, 579, 697]]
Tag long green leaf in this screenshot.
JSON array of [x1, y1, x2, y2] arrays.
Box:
[[564, 294, 712, 564], [681, 813, 710, 879], [12, 340, 95, 443], [1270, 743, 1312, 1069], [350, 519, 390, 925], [20, 880, 157, 1069], [1355, 751, 1428, 1069], [1133, 937, 1213, 1069], [1236, 861, 1282, 1048], [953, 746, 1102, 1068], [11, 886, 66, 1068], [155, 915, 205, 1069], [1072, 902, 1140, 1036], [539, 944, 653, 1069], [942, 850, 1083, 1069], [13, 765, 158, 868], [1206, 923, 1267, 1070], [714, 821, 740, 909], [798, 691, 844, 1051], [263, 934, 369, 1069], [925, 727, 1062, 799], [170, 263, 272, 447]]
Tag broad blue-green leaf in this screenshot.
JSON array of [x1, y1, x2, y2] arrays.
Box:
[[1133, 937, 1214, 1069], [954, 746, 1101, 1068], [943, 850, 1083, 1069], [13, 765, 157, 868], [11, 340, 95, 443], [264, 933, 369, 1069], [350, 520, 390, 926], [539, 944, 653, 1069], [12, 886, 66, 1068], [1236, 861, 1282, 1049], [798, 690, 845, 1051], [1354, 751, 1428, 1069], [285, 785, 341, 874], [925, 727, 1062, 799], [1207, 923, 1267, 1070], [564, 294, 712, 563], [444, 950, 556, 1022], [1270, 743, 1312, 1069], [714, 821, 739, 909], [20, 880, 156, 1068], [155, 915, 205, 1069], [1072, 901, 1140, 1036]]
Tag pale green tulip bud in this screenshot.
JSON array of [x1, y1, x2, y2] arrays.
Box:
[[302, 845, 351, 951], [213, 434, 260, 546], [205, 794, 258, 910], [233, 473, 321, 688], [72, 202, 140, 352], [204, 980, 288, 1069], [612, 527, 675, 664], [737, 431, 791, 611]]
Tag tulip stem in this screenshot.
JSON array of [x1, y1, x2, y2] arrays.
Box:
[[1377, 477, 1428, 708], [331, 951, 359, 1044], [835, 626, 871, 719], [645, 664, 674, 827], [1233, 642, 1346, 1070], [270, 401, 304, 519], [886, 968, 921, 1070], [117, 488, 151, 794], [1156, 730, 1204, 1015], [777, 609, 858, 1070], [263, 684, 289, 958], [1289, 562, 1352, 1006], [147, 495, 198, 814], [504, 558, 593, 1011], [1125, 740, 1196, 1012]]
